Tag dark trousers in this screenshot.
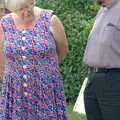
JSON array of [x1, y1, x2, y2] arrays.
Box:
[[84, 70, 120, 120]]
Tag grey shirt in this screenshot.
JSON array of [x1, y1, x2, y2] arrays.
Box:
[[83, 1, 120, 68]]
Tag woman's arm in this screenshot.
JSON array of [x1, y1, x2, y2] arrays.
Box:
[[50, 15, 69, 59]]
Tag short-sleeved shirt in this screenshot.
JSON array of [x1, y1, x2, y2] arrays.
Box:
[[83, 1, 120, 68]]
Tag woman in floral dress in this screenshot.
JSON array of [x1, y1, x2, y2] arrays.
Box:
[[0, 0, 69, 119]]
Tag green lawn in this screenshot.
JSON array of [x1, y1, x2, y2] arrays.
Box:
[[68, 105, 87, 120]]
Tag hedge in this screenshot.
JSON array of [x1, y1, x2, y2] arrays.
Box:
[[36, 0, 99, 103]]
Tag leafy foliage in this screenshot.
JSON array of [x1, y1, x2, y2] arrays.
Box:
[[36, 0, 99, 103]]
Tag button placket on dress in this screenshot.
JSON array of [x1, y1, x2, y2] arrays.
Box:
[[21, 30, 29, 97]]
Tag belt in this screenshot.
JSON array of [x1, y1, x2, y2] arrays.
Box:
[[90, 67, 120, 73]]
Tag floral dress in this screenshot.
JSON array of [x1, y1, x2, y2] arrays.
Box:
[[0, 9, 68, 120]]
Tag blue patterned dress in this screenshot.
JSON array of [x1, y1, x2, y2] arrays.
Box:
[[0, 10, 68, 120]]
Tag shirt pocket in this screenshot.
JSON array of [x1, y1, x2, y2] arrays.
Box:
[[106, 23, 120, 48], [101, 23, 115, 46]]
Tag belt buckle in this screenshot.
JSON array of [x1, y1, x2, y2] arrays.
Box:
[[89, 67, 99, 72], [94, 68, 98, 72]]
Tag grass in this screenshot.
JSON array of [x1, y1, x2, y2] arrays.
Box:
[[68, 104, 87, 120]]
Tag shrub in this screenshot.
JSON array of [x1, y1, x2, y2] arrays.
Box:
[[37, 0, 99, 103]]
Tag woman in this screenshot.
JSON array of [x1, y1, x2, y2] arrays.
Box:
[[0, 0, 69, 119], [0, 0, 5, 82], [0, 0, 10, 82]]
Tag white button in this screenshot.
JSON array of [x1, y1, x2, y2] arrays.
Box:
[[23, 75, 27, 79], [21, 46, 25, 50], [22, 56, 27, 59], [22, 30, 26, 34], [29, 93, 32, 97], [23, 65, 27, 69], [22, 37, 26, 41], [23, 83, 27, 87], [24, 92, 28, 96]]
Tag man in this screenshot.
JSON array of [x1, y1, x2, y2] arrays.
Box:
[[83, 0, 120, 120]]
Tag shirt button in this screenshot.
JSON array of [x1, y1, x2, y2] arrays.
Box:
[[23, 65, 27, 69], [23, 83, 27, 87], [24, 92, 28, 96], [23, 75, 27, 79], [22, 37, 26, 41]]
